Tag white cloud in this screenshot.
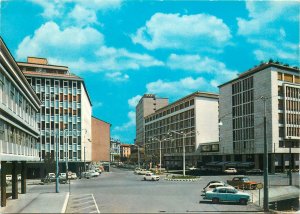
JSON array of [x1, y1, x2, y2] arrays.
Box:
[[67, 5, 98, 27], [237, 1, 299, 36], [166, 54, 238, 85], [30, 0, 122, 19], [16, 21, 104, 60], [105, 72, 129, 82], [128, 95, 142, 109], [131, 13, 231, 51], [146, 77, 214, 98], [114, 111, 136, 131]]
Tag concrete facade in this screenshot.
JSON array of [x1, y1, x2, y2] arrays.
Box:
[[120, 144, 131, 160], [17, 57, 92, 175], [219, 62, 300, 172], [144, 92, 219, 168], [0, 37, 41, 207], [91, 116, 111, 162], [136, 94, 168, 146]]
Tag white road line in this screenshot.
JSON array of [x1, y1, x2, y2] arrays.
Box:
[[75, 204, 98, 211], [91, 194, 100, 213]]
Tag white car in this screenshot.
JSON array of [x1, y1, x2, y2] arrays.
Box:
[[70, 173, 77, 180], [202, 182, 226, 193], [143, 173, 159, 181], [224, 168, 237, 174], [88, 170, 99, 177], [59, 173, 67, 179]]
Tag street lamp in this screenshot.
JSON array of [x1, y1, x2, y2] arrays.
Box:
[[55, 130, 59, 193], [64, 129, 69, 181], [82, 129, 87, 172], [149, 136, 170, 173], [132, 145, 141, 169], [168, 130, 195, 176], [261, 96, 269, 212]]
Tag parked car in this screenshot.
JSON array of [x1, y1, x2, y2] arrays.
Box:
[[224, 168, 237, 174], [203, 180, 225, 190], [202, 186, 250, 205], [227, 176, 258, 190], [134, 168, 151, 175], [70, 173, 77, 180], [88, 170, 100, 177], [143, 173, 159, 181], [189, 166, 197, 170], [202, 182, 226, 193], [6, 175, 12, 182], [59, 173, 67, 180], [41, 174, 56, 183], [81, 172, 92, 179], [245, 169, 263, 175]]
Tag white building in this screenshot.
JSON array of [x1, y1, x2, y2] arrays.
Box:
[[219, 62, 299, 172], [144, 92, 219, 169], [0, 37, 41, 206], [17, 57, 92, 175], [136, 94, 168, 146]]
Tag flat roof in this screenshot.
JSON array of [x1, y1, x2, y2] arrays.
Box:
[[219, 62, 299, 88]]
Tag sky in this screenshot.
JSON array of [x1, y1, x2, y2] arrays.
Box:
[[0, 0, 299, 144]]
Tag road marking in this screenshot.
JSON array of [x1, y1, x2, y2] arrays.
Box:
[[91, 194, 100, 213]]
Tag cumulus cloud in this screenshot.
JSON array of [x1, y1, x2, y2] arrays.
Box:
[[16, 21, 104, 60], [67, 5, 98, 27], [237, 1, 299, 36], [146, 77, 215, 98], [105, 72, 129, 82], [16, 21, 163, 74], [131, 13, 231, 51], [128, 95, 142, 108], [167, 54, 238, 85]]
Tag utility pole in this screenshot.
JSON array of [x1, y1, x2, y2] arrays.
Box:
[[261, 96, 268, 212], [55, 131, 59, 193]]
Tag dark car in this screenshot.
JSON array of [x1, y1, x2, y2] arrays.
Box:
[[245, 169, 263, 175], [41, 175, 56, 183]]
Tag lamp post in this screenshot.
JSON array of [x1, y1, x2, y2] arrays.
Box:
[[64, 129, 68, 181], [150, 136, 170, 173], [261, 96, 269, 212], [55, 130, 59, 193], [288, 137, 293, 186], [168, 130, 195, 176], [82, 129, 87, 172]]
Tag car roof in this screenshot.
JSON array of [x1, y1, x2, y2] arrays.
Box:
[[216, 186, 235, 190], [208, 182, 224, 186]]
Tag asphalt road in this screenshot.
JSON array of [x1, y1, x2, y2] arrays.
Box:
[[63, 167, 263, 213]]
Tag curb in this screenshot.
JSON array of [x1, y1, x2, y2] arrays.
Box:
[[164, 178, 200, 182], [61, 192, 70, 213]]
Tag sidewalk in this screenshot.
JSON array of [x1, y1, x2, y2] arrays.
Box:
[[0, 191, 69, 213]]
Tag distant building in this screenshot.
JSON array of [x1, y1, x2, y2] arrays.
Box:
[[110, 138, 121, 162], [91, 116, 111, 162], [136, 94, 168, 146], [0, 37, 41, 206], [144, 92, 219, 169], [219, 62, 299, 172], [18, 57, 92, 176], [120, 144, 131, 160]]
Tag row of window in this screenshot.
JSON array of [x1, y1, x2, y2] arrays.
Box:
[[145, 99, 195, 123], [233, 140, 254, 152], [285, 100, 300, 112], [285, 86, 300, 99], [0, 120, 37, 148], [232, 77, 253, 94], [232, 90, 254, 107], [285, 113, 300, 126], [40, 150, 81, 160], [27, 77, 81, 89], [233, 128, 255, 141], [0, 71, 37, 129], [277, 72, 300, 84], [286, 127, 300, 137], [232, 103, 254, 117], [233, 115, 254, 129]]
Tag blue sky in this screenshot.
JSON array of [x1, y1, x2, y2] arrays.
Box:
[[1, 0, 299, 144]]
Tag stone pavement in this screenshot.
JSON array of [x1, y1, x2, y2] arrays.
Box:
[[0, 187, 69, 213]]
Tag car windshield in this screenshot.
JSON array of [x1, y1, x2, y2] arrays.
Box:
[[241, 177, 250, 182]]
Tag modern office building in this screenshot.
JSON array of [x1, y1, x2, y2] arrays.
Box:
[[144, 92, 219, 169], [0, 38, 40, 206], [91, 116, 111, 162], [219, 62, 299, 172], [110, 138, 121, 162], [136, 94, 168, 146], [17, 57, 92, 176]]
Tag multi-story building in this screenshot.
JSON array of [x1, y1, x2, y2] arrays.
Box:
[[91, 116, 111, 162], [120, 144, 131, 161], [144, 92, 219, 169], [0, 38, 40, 206], [219, 62, 299, 172], [17, 57, 92, 175], [110, 138, 121, 162], [136, 94, 168, 146]]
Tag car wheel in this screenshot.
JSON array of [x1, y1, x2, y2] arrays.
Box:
[[144, 178, 146, 181], [152, 178, 155, 181], [212, 198, 219, 204], [239, 198, 247, 205]]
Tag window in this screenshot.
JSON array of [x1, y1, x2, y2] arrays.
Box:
[[277, 72, 283, 80], [284, 74, 293, 83]]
